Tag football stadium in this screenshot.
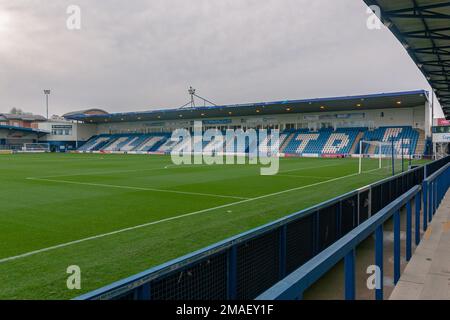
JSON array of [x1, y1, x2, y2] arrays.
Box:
[[1, 0, 450, 305]]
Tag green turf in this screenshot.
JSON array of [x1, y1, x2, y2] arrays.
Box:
[[0, 153, 426, 299]]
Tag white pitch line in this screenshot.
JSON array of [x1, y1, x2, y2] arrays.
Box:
[[278, 161, 350, 174], [276, 174, 336, 179], [27, 163, 209, 179], [0, 168, 378, 264], [26, 177, 248, 200], [27, 159, 346, 180], [0, 156, 112, 162]]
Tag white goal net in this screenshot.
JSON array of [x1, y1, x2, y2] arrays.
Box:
[[358, 140, 397, 175], [22, 143, 50, 153]]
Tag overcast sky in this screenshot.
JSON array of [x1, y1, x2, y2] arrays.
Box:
[[0, 0, 444, 117]]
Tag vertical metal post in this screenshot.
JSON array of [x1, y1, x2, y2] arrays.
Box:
[[415, 193, 421, 246], [401, 138, 404, 172], [337, 202, 342, 237], [344, 249, 356, 300], [359, 140, 363, 174], [406, 201, 412, 261], [431, 180, 435, 215], [391, 139, 395, 176], [394, 210, 401, 285], [422, 181, 428, 231], [409, 142, 412, 167], [279, 226, 287, 279], [434, 180, 438, 213], [227, 246, 237, 300], [379, 141, 382, 170], [136, 283, 151, 300], [313, 211, 320, 254], [375, 225, 384, 300], [43, 89, 51, 120], [429, 181, 433, 221]]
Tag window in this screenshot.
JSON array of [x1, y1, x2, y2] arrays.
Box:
[[51, 125, 72, 136]]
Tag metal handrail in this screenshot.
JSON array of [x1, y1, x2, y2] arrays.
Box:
[[257, 164, 450, 300], [256, 186, 421, 300]]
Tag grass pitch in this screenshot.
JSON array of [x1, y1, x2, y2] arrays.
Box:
[[0, 153, 425, 299]]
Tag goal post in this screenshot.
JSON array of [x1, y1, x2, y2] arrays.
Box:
[[22, 143, 50, 153], [358, 140, 396, 175]]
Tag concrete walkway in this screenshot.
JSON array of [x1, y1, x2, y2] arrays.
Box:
[[390, 190, 450, 300]]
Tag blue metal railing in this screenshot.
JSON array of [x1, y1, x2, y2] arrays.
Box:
[[256, 162, 450, 300], [75, 157, 448, 300]]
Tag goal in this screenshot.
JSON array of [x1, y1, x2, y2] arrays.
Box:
[[22, 143, 50, 153], [358, 140, 396, 175]]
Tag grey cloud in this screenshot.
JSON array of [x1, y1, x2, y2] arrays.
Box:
[[0, 0, 442, 117]]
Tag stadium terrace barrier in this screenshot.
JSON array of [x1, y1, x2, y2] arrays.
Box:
[[76, 157, 449, 300], [425, 156, 450, 177], [257, 162, 450, 300]]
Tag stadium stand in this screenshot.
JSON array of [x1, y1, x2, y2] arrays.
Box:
[[282, 128, 364, 156], [77, 135, 111, 151], [77, 126, 423, 157], [78, 133, 170, 153], [359, 126, 419, 156]]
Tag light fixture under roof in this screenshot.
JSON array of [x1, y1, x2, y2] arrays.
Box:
[[396, 101, 402, 105], [256, 110, 260, 113], [286, 108, 291, 111], [356, 103, 362, 107], [320, 106, 325, 109]]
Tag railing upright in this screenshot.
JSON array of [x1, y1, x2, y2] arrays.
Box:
[[422, 181, 428, 231], [406, 201, 412, 261], [393, 209, 401, 285], [227, 246, 238, 300], [374, 225, 383, 300], [344, 249, 356, 300], [414, 192, 421, 246]]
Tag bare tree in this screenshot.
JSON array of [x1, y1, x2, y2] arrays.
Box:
[[9, 108, 32, 115]]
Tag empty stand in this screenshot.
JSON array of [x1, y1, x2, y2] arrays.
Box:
[[77, 126, 424, 157], [282, 128, 364, 156], [360, 126, 419, 156]]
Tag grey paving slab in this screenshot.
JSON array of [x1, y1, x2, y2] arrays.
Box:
[[390, 190, 450, 300]]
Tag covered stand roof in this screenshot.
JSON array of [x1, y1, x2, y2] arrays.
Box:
[[363, 0, 450, 119], [0, 113, 47, 122], [63, 90, 428, 123], [0, 124, 49, 136]]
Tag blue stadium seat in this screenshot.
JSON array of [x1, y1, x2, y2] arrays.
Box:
[[78, 126, 422, 157], [282, 128, 365, 156], [358, 126, 419, 156]]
